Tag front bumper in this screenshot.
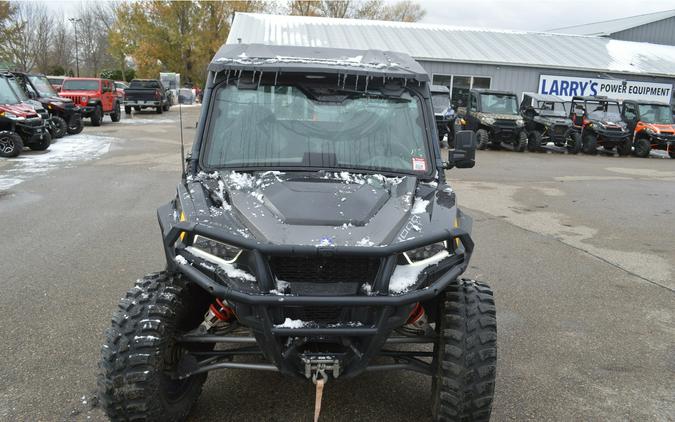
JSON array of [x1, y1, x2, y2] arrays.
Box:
[[124, 100, 161, 107], [15, 118, 48, 141], [648, 133, 675, 150], [158, 204, 474, 379]]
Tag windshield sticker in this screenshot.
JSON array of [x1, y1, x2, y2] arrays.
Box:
[[412, 157, 426, 172]]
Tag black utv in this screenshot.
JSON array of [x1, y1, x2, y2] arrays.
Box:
[[11, 71, 84, 137], [519, 92, 581, 153], [98, 44, 497, 421], [430, 84, 453, 147], [455, 89, 526, 151], [570, 96, 631, 155]]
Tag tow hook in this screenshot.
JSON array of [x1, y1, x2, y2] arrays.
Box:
[[302, 356, 339, 422]]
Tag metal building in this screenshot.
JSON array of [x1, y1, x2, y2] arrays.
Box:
[[550, 9, 675, 46], [227, 13, 675, 106]]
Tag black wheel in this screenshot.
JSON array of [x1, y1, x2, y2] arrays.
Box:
[[156, 106, 163, 114], [566, 131, 582, 154], [476, 129, 489, 150], [0, 131, 23, 158], [67, 114, 84, 134], [669, 150, 675, 159], [134, 106, 141, 111], [28, 132, 51, 151], [124, 106, 132, 114], [49, 116, 67, 139], [98, 272, 211, 421], [633, 138, 651, 158], [527, 130, 542, 152], [431, 279, 497, 421], [513, 131, 527, 152], [111, 102, 121, 122], [91, 106, 103, 126], [163, 103, 170, 112], [617, 137, 632, 157], [582, 133, 597, 155]]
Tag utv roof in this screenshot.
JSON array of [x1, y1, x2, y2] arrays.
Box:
[[208, 43, 429, 81], [471, 89, 517, 96], [622, 99, 672, 106], [572, 95, 617, 102], [430, 84, 449, 93], [522, 92, 565, 102]]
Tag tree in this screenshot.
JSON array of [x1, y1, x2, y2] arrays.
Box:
[[0, 2, 22, 67], [287, 0, 425, 21]]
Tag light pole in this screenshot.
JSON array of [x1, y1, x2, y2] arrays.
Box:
[[68, 18, 82, 77]]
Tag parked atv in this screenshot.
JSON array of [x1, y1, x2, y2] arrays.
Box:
[[622, 100, 675, 158], [0, 75, 50, 157], [98, 44, 496, 422], [455, 89, 526, 151], [570, 96, 631, 156], [11, 71, 84, 137], [430, 84, 453, 147], [520, 92, 581, 153]]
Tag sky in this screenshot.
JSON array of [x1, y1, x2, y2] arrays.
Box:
[[45, 0, 674, 32]]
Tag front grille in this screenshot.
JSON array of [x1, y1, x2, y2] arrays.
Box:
[[23, 117, 42, 127], [284, 306, 344, 323], [269, 255, 380, 284], [552, 125, 567, 136], [60, 95, 83, 105], [495, 119, 517, 128]]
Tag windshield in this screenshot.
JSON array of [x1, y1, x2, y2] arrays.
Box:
[[0, 78, 20, 104], [587, 101, 621, 121], [480, 93, 518, 114], [62, 79, 99, 91], [203, 84, 430, 175], [7, 78, 28, 101], [130, 80, 161, 89], [115, 82, 128, 90], [431, 93, 449, 114], [638, 104, 674, 124], [537, 101, 567, 117], [29, 75, 57, 97]]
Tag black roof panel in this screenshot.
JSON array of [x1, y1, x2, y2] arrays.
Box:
[[209, 43, 429, 81]]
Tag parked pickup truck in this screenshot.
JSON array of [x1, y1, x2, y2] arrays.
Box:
[[123, 79, 171, 114]]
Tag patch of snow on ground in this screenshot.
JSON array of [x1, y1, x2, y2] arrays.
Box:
[[185, 246, 256, 281], [411, 198, 429, 214], [0, 133, 113, 190], [389, 251, 450, 294], [275, 318, 306, 329]]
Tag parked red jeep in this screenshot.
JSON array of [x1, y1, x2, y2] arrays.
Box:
[[59, 78, 121, 126]]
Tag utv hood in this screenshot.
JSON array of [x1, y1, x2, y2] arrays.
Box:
[[177, 171, 456, 247]]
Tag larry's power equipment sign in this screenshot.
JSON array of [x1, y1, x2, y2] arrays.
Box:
[[538, 74, 672, 102]]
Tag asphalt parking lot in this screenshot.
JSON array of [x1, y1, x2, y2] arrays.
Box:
[[0, 106, 673, 421]]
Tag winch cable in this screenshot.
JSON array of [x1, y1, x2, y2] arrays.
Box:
[[313, 371, 327, 422]]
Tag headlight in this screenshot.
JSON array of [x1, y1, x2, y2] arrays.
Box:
[[0, 112, 25, 121], [515, 118, 524, 126], [645, 127, 656, 134], [403, 241, 448, 264], [480, 116, 495, 125], [190, 235, 242, 263], [81, 96, 88, 103]]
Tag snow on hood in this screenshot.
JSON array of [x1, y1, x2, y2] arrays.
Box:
[[184, 170, 455, 248]]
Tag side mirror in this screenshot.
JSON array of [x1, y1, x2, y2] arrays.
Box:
[[445, 130, 476, 169]]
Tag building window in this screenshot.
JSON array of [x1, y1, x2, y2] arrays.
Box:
[[472, 77, 491, 89], [432, 74, 452, 87]]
